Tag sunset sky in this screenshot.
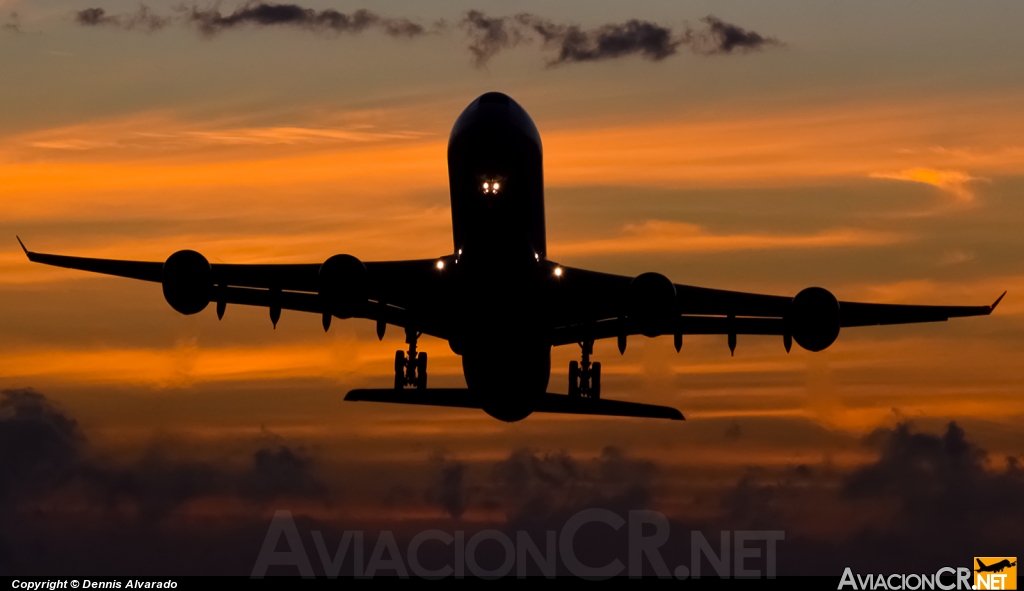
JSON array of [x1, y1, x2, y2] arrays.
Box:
[[2, 1, 1023, 576]]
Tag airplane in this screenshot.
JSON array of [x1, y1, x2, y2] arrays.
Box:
[[976, 559, 1016, 573], [18, 92, 1005, 423]]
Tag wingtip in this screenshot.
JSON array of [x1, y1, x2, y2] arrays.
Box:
[[991, 290, 1007, 312], [16, 236, 28, 257]]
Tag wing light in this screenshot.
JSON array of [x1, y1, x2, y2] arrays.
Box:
[[554, 267, 563, 277], [436, 260, 445, 270]]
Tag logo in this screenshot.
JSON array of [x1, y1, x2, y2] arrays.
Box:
[[974, 557, 1016, 590]]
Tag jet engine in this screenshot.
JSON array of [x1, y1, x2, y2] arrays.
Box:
[[789, 287, 841, 352], [627, 272, 677, 337], [319, 254, 368, 319], [162, 250, 212, 315]]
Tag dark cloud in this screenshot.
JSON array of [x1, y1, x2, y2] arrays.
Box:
[[72, 5, 779, 67], [461, 10, 526, 67], [714, 421, 1024, 573], [461, 11, 779, 66], [183, 3, 427, 37], [3, 12, 22, 34], [845, 421, 1024, 540], [7, 388, 1020, 575], [486, 446, 657, 523], [0, 389, 83, 507], [693, 15, 780, 54], [0, 388, 326, 527], [426, 453, 470, 520], [527, 17, 681, 65], [75, 5, 169, 32]]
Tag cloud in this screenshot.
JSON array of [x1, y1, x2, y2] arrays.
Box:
[[2, 11, 21, 33], [460, 10, 527, 67], [461, 11, 779, 66], [716, 421, 1024, 573], [693, 16, 780, 55], [76, 5, 169, 32], [870, 168, 981, 204], [484, 447, 658, 524], [845, 421, 1022, 532], [3, 391, 1023, 575], [0, 389, 83, 507], [72, 5, 778, 67], [426, 453, 470, 520], [184, 3, 428, 37], [0, 388, 327, 526], [551, 221, 904, 256]]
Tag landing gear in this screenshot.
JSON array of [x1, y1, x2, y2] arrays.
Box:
[[569, 340, 601, 399], [394, 327, 427, 389]]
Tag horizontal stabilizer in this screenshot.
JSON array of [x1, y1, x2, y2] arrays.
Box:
[[345, 389, 684, 420]]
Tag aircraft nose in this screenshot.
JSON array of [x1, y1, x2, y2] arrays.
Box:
[[448, 91, 542, 153]]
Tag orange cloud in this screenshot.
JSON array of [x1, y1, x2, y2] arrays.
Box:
[[551, 221, 904, 256], [869, 168, 981, 204], [4, 93, 1024, 226], [0, 340, 462, 387]]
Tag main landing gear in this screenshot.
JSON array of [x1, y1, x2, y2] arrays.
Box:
[[394, 327, 427, 390], [569, 340, 601, 399]]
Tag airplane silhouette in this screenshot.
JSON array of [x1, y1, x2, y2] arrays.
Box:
[[976, 559, 1016, 573], [18, 92, 1006, 422]]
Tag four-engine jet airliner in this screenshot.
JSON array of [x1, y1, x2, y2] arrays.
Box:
[[19, 92, 1005, 422]]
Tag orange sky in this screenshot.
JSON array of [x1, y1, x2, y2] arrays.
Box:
[[2, 4, 1023, 573]]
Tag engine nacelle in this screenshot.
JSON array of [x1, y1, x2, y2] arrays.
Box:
[[319, 254, 367, 319], [627, 272, 677, 338], [162, 250, 212, 315], [789, 287, 840, 352]]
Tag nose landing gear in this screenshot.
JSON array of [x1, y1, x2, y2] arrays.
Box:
[[394, 327, 427, 390], [569, 340, 601, 399]]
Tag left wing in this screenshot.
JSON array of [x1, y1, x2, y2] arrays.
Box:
[[549, 263, 1003, 348], [18, 237, 451, 339]]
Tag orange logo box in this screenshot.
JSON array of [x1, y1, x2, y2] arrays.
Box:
[[974, 557, 1017, 590]]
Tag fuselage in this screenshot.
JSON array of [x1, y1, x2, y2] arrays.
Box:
[[446, 92, 552, 421]]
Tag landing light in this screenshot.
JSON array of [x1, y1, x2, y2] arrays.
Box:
[[554, 267, 563, 277], [481, 181, 501, 195], [436, 260, 445, 270]]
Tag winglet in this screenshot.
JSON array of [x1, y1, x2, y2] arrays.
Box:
[[15, 235, 30, 258], [991, 291, 1007, 312]]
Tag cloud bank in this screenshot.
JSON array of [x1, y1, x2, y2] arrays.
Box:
[[74, 4, 780, 67], [184, 4, 427, 37], [463, 11, 780, 66], [6, 388, 1017, 574]]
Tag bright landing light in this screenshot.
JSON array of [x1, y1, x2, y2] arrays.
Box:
[[554, 267, 563, 277], [436, 260, 445, 269]]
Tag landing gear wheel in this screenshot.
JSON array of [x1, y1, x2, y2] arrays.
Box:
[[394, 350, 405, 389], [569, 360, 580, 397], [416, 352, 428, 389], [591, 362, 601, 399]]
